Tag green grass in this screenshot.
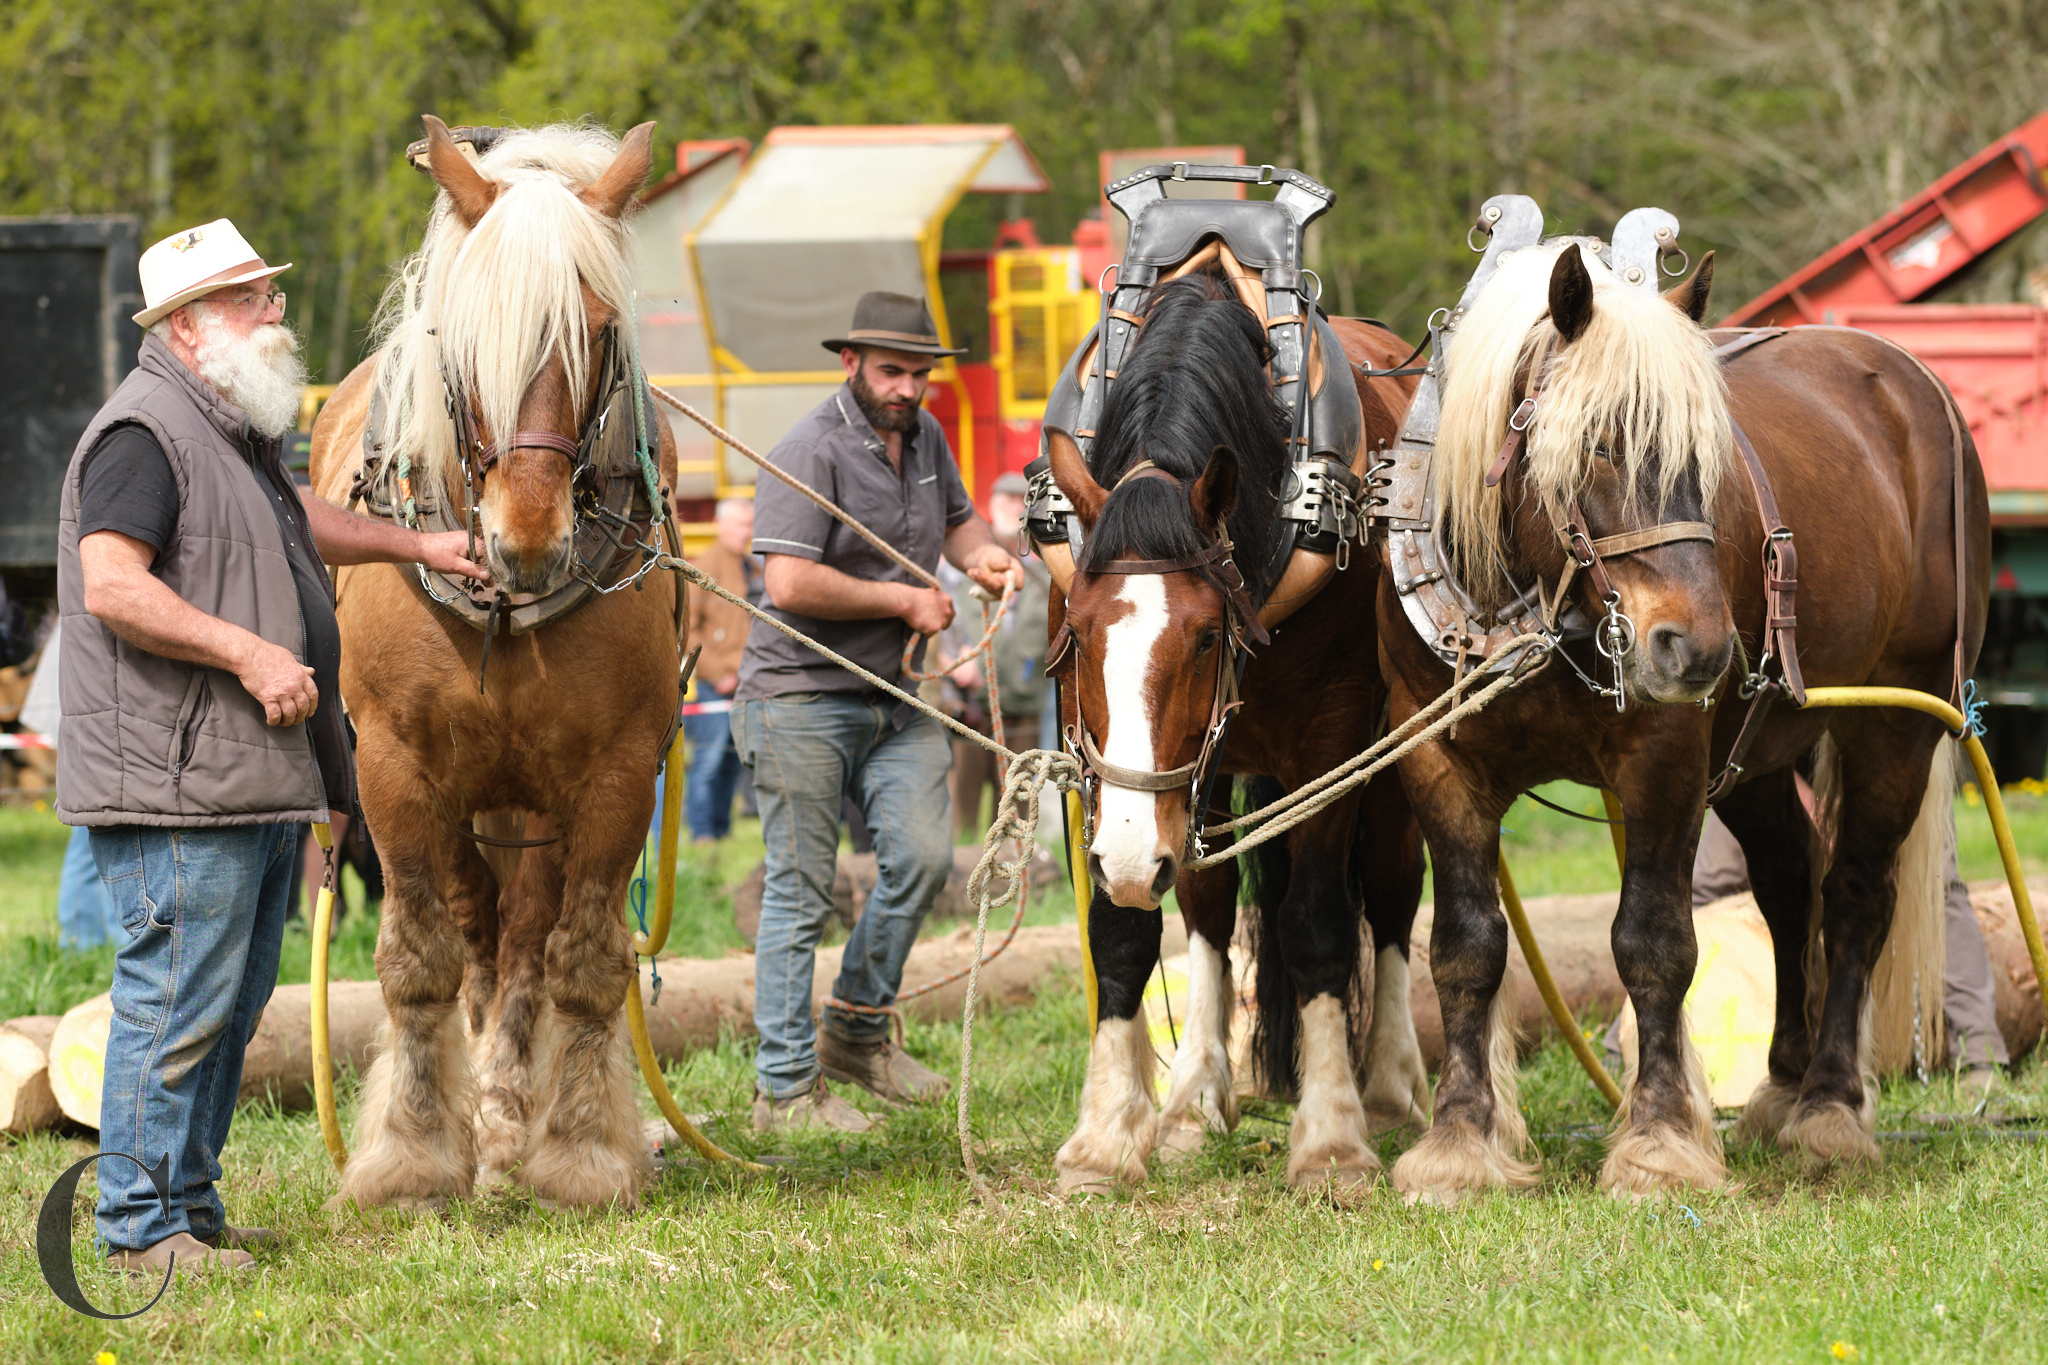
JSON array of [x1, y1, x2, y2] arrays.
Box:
[[1, 796, 2043, 1363]]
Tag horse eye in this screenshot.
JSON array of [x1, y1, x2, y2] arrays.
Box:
[[1194, 631, 1219, 657]]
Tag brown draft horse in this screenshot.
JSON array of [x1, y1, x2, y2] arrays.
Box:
[[308, 118, 680, 1208], [1380, 240, 1985, 1202], [1044, 271, 1427, 1197]]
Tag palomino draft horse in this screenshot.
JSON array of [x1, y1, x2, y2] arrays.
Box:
[[1043, 272, 1428, 1197], [308, 117, 681, 1208], [1379, 235, 1984, 1201]]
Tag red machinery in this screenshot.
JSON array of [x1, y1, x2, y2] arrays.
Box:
[[1723, 113, 2048, 780]]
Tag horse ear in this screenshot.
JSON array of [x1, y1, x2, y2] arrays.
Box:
[[422, 115, 498, 228], [1192, 445, 1239, 532], [1663, 249, 1715, 324], [582, 122, 657, 220], [1045, 427, 1107, 530], [1548, 245, 1596, 345]]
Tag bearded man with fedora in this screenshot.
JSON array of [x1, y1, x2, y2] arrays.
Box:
[[735, 291, 1021, 1132], [56, 219, 486, 1273]]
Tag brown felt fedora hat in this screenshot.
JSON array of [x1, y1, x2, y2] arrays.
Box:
[[821, 291, 966, 357]]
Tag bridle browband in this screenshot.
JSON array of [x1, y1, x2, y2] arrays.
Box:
[[1046, 461, 1271, 862]]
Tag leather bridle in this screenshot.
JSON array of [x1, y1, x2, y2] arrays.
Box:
[[1044, 462, 1270, 861], [441, 319, 629, 507], [1482, 339, 1718, 710]]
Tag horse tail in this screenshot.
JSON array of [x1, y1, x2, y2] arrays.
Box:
[[1803, 734, 1952, 1076], [1240, 775, 1298, 1100], [1870, 737, 1954, 1075]]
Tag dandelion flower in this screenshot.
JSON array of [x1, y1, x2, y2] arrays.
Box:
[[253, 1310, 267, 1322], [94, 1353, 117, 1365], [1831, 1343, 1859, 1360], [1372, 1259, 1384, 1271]]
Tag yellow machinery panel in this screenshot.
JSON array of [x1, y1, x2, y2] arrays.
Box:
[[991, 247, 1099, 421]]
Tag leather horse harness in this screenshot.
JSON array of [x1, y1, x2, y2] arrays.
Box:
[[1042, 461, 1269, 858]]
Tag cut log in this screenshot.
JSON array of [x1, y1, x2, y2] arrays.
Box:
[[0, 1015, 63, 1134], [47, 993, 113, 1128], [37, 983, 389, 1131]]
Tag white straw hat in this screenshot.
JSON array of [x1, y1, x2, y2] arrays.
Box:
[[133, 219, 292, 327]]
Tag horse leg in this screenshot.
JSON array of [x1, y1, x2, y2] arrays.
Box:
[[1390, 752, 1535, 1204], [1055, 895, 1162, 1194], [1275, 800, 1379, 1200], [1600, 762, 1727, 1196], [1714, 768, 1818, 1145], [1156, 850, 1239, 1161], [1356, 774, 1431, 1132], [519, 781, 654, 1209], [339, 779, 478, 1208], [1784, 723, 1944, 1167], [473, 821, 561, 1188]]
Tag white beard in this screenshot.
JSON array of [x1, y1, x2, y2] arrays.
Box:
[[193, 313, 307, 440]]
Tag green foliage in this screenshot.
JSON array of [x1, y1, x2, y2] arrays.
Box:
[[9, 2, 2046, 388]]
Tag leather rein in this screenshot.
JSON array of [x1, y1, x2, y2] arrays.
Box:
[[1044, 461, 1270, 858]]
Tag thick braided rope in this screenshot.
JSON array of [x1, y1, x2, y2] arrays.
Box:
[[1183, 635, 1552, 870], [651, 383, 944, 591]]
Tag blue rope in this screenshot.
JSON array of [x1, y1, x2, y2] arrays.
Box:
[[1960, 678, 1989, 739], [628, 830, 662, 1003]]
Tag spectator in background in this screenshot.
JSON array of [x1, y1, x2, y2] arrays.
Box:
[[943, 472, 1049, 837], [1692, 804, 2008, 1082], [16, 619, 122, 948], [680, 497, 761, 842]]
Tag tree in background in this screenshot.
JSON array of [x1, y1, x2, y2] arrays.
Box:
[[4, 0, 2044, 384]]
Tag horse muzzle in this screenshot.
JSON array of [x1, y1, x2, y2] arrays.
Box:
[[487, 532, 574, 597], [1630, 618, 1735, 704]]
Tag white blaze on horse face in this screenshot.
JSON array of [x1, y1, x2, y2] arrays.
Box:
[[1092, 573, 1173, 902]]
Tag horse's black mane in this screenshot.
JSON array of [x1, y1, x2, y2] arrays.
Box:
[[1077, 272, 1289, 604]]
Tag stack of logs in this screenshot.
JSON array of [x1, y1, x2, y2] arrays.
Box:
[[4, 884, 2039, 1136]]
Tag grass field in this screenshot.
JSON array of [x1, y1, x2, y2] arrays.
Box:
[[1, 787, 2043, 1364]]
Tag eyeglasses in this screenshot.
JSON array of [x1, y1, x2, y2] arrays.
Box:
[[202, 290, 287, 315]]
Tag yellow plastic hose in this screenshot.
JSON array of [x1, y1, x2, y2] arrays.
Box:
[[309, 822, 348, 1170], [627, 726, 765, 1171], [1800, 686, 2047, 1007], [1498, 850, 1625, 1108], [1068, 789, 1098, 1035]]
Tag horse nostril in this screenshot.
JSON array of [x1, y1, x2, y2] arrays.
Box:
[[1150, 856, 1178, 901], [1646, 622, 1691, 673]]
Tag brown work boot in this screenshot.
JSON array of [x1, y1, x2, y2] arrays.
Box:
[[751, 1077, 875, 1134], [106, 1231, 255, 1276], [819, 1028, 952, 1105], [200, 1225, 284, 1251]]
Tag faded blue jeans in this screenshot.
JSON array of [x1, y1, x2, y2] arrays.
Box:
[[731, 693, 953, 1098], [58, 824, 121, 948], [90, 823, 296, 1251], [683, 709, 743, 841]]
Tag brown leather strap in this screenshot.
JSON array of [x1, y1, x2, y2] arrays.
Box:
[[505, 430, 581, 459], [450, 822, 561, 849], [1486, 341, 1556, 488], [1073, 722, 1200, 792], [1583, 521, 1716, 558], [1704, 685, 1777, 804], [1728, 420, 1804, 704]]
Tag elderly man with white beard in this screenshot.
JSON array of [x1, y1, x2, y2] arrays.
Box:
[[55, 219, 485, 1275]]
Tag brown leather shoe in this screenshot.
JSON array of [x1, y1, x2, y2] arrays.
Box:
[[819, 1029, 951, 1105], [106, 1232, 255, 1276], [751, 1077, 875, 1133], [200, 1226, 284, 1251]]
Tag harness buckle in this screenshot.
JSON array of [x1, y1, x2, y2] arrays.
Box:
[[1566, 528, 1598, 568], [1507, 396, 1538, 432]]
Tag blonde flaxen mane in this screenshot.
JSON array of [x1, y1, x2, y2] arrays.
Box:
[[1433, 241, 1732, 600], [371, 123, 639, 486]]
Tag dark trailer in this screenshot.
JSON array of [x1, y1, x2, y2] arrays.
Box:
[[0, 216, 142, 611]]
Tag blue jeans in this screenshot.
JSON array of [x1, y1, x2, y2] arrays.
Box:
[[684, 709, 742, 841], [91, 823, 296, 1251], [732, 693, 953, 1097], [58, 824, 122, 948]]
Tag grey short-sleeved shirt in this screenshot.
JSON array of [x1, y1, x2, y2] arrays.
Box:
[[737, 385, 973, 702]]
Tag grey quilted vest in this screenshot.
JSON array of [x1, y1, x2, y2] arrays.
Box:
[[55, 334, 333, 826]]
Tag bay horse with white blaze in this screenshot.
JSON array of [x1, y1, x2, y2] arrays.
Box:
[[1045, 272, 1427, 1197], [1380, 238, 1984, 1202], [308, 117, 680, 1208]]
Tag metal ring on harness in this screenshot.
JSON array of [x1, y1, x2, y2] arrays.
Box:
[[1660, 245, 1691, 278]]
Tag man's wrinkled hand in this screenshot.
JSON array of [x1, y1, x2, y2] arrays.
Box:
[[418, 530, 491, 584], [238, 640, 319, 727], [963, 544, 1023, 597], [899, 585, 956, 636]]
